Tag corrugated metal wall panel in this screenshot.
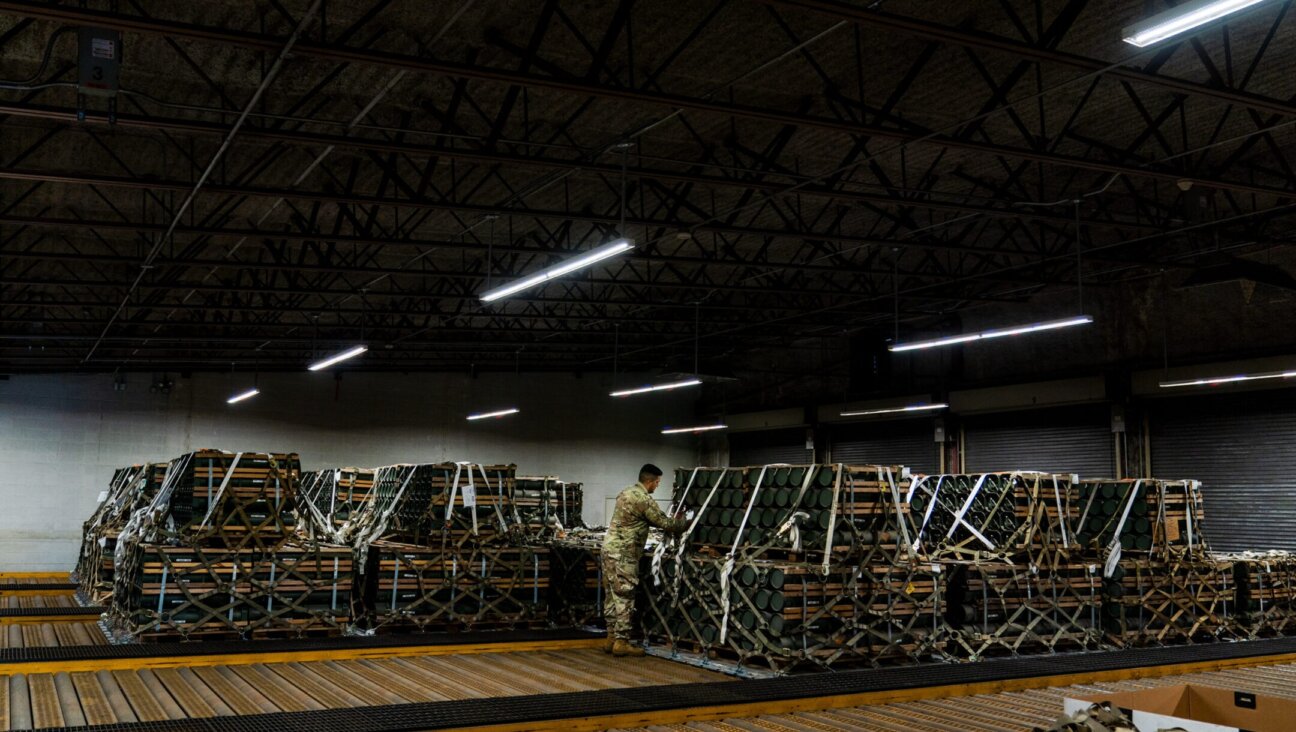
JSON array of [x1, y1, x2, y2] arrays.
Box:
[[964, 404, 1114, 476], [1150, 390, 1296, 552], [829, 420, 939, 473], [728, 428, 811, 467]]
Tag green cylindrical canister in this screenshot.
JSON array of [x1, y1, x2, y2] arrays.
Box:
[[789, 467, 806, 486], [739, 565, 758, 586], [765, 568, 785, 589], [1135, 535, 1153, 550], [817, 466, 836, 487], [774, 467, 791, 487], [768, 591, 785, 612], [753, 589, 771, 610], [730, 471, 744, 489], [766, 614, 785, 635]]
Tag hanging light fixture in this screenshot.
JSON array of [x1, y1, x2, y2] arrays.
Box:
[[479, 239, 633, 303], [889, 316, 1093, 352], [1159, 369, 1296, 389], [308, 345, 367, 371], [840, 403, 948, 417], [661, 423, 727, 435], [611, 378, 702, 397], [1123, 0, 1272, 47], [467, 408, 520, 421], [226, 388, 260, 404]]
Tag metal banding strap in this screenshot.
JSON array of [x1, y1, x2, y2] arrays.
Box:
[[199, 452, 244, 530], [721, 465, 768, 643]]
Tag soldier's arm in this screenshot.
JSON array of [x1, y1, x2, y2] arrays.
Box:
[[638, 493, 688, 534]]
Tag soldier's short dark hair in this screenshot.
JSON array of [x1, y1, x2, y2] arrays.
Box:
[[639, 463, 663, 483]]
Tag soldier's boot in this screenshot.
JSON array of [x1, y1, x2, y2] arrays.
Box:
[[603, 630, 615, 654], [612, 639, 645, 657]]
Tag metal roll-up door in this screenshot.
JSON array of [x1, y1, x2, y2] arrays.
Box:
[[829, 420, 938, 474], [1150, 390, 1296, 552], [728, 428, 811, 467], [964, 404, 1114, 476]]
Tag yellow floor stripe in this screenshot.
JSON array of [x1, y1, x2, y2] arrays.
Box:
[[452, 650, 1296, 732], [0, 637, 604, 675], [0, 589, 77, 597], [0, 573, 71, 580]]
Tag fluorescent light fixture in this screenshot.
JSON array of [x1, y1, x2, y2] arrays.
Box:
[[661, 424, 727, 435], [1123, 0, 1270, 47], [890, 316, 1093, 352], [841, 402, 948, 417], [1159, 369, 1296, 388], [226, 388, 260, 404], [467, 408, 520, 421], [480, 238, 633, 303], [307, 345, 367, 371], [610, 378, 703, 397]]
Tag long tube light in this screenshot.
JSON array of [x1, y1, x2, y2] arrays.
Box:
[[1123, 0, 1271, 47], [890, 316, 1093, 353], [611, 378, 703, 397], [661, 424, 727, 435], [480, 239, 633, 303], [467, 408, 520, 421], [226, 388, 260, 404], [307, 345, 367, 371], [1159, 369, 1296, 389], [841, 402, 948, 418]]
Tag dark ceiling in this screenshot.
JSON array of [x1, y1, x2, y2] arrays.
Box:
[[2, 0, 1295, 376]]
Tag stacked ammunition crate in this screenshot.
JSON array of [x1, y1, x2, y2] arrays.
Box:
[[1226, 552, 1296, 637], [106, 450, 354, 641], [344, 462, 550, 631], [643, 464, 930, 673], [75, 463, 169, 604], [904, 471, 1105, 660], [514, 476, 585, 537], [547, 530, 604, 627]]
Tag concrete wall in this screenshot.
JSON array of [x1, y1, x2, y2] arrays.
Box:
[[0, 371, 697, 571]]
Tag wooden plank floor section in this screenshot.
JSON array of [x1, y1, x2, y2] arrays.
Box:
[[0, 647, 723, 729], [0, 623, 107, 648], [612, 660, 1296, 732]]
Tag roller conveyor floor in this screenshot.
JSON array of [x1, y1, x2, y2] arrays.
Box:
[[0, 647, 725, 729], [0, 624, 106, 649], [0, 599, 78, 611]]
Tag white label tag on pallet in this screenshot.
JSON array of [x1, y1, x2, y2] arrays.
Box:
[[461, 481, 477, 507], [96, 491, 109, 503]]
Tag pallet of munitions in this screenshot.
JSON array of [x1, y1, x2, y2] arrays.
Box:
[[905, 471, 1081, 562], [1064, 478, 1209, 557], [939, 556, 1103, 660], [344, 463, 520, 549], [76, 463, 168, 604], [547, 529, 604, 626], [648, 464, 941, 673], [668, 464, 911, 565], [108, 542, 353, 641], [1099, 551, 1234, 646], [141, 449, 302, 544], [645, 553, 943, 673], [102, 449, 360, 641], [514, 476, 585, 536], [298, 467, 375, 537], [358, 539, 547, 631], [1218, 552, 1296, 638]]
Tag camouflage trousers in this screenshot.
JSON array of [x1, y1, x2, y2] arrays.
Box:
[[601, 551, 640, 640]]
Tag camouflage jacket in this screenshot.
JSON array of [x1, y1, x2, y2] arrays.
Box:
[[603, 482, 686, 558]]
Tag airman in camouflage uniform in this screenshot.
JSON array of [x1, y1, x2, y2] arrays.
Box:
[[602, 463, 687, 656]]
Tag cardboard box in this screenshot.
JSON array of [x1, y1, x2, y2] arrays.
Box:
[[1064, 684, 1296, 732]]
